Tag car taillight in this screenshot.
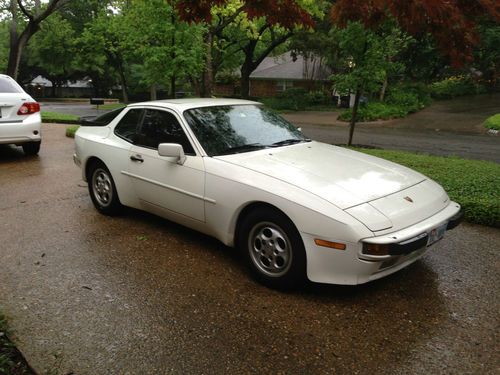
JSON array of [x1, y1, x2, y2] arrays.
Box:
[[17, 102, 40, 115]]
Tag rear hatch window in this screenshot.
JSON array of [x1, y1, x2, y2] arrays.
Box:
[[0, 77, 24, 93], [79, 107, 125, 126]]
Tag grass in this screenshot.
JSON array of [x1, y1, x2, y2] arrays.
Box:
[[484, 113, 500, 130], [0, 313, 34, 375], [41, 111, 79, 124], [65, 125, 79, 138], [98, 103, 126, 110], [357, 148, 500, 227]]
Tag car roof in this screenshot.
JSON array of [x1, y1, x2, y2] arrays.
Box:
[[128, 98, 262, 111]]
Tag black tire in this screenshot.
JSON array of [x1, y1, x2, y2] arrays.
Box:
[[22, 141, 41, 156], [88, 161, 122, 215], [238, 207, 307, 290]]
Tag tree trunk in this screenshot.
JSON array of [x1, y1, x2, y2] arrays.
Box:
[[348, 89, 361, 146], [379, 77, 388, 102], [150, 84, 157, 101], [240, 66, 251, 99], [170, 75, 176, 98], [201, 32, 213, 98], [117, 63, 129, 103]]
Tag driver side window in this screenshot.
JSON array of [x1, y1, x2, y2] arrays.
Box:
[[136, 109, 195, 155]]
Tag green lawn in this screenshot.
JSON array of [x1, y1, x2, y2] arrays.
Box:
[[98, 103, 126, 110], [484, 113, 500, 130], [65, 125, 80, 138], [41, 111, 79, 124], [357, 148, 500, 227]]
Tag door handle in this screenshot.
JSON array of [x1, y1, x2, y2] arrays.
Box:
[[130, 154, 144, 163]]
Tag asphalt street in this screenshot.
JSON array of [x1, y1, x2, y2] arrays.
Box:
[[0, 124, 499, 374]]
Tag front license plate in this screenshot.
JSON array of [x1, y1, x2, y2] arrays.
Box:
[[427, 222, 447, 247]]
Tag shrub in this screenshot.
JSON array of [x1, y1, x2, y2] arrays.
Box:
[[429, 76, 487, 99], [262, 88, 332, 111], [65, 125, 79, 138], [484, 113, 500, 130], [387, 83, 431, 112], [339, 102, 408, 121]]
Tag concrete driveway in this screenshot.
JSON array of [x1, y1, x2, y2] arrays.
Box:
[[0, 124, 499, 374]]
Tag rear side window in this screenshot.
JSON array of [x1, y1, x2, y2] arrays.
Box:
[[114, 109, 143, 143], [136, 109, 195, 155], [0, 77, 23, 93]]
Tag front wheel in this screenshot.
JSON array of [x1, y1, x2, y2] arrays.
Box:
[[238, 207, 307, 290], [88, 162, 122, 215]]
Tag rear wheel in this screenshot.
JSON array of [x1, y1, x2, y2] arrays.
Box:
[[22, 141, 41, 156], [238, 207, 307, 290], [88, 162, 122, 215]]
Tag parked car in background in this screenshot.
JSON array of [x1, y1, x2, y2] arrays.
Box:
[[0, 74, 42, 155], [73, 98, 463, 290]]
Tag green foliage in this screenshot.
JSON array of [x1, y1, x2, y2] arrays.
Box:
[[0, 22, 8, 74], [65, 125, 80, 138], [41, 112, 79, 124], [358, 149, 500, 227], [121, 1, 205, 91], [429, 76, 487, 99], [331, 22, 410, 97], [474, 21, 500, 87], [262, 88, 333, 111], [484, 114, 500, 130], [339, 102, 407, 121], [28, 13, 77, 81], [0, 312, 33, 374], [339, 83, 431, 121]]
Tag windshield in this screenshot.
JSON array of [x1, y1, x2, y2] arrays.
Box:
[[183, 105, 308, 156]]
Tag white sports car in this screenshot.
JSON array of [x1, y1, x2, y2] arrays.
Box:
[[73, 99, 463, 289]]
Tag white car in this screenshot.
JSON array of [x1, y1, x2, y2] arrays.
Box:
[[74, 99, 463, 289], [0, 74, 42, 155]]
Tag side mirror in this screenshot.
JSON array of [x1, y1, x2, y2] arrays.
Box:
[[158, 143, 186, 165]]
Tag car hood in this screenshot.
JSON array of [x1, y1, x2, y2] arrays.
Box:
[[215, 141, 426, 210]]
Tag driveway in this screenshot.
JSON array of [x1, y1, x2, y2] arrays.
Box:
[[0, 124, 499, 374]]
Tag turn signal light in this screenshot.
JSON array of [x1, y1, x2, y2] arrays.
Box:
[[17, 102, 40, 115], [314, 239, 346, 250], [363, 243, 390, 256]]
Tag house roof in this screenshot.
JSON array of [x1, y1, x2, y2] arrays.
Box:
[[250, 52, 331, 81], [28, 75, 93, 88]]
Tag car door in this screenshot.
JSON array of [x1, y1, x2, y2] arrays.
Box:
[[125, 108, 206, 222]]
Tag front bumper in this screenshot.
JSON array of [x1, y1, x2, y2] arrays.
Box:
[[303, 201, 462, 285]]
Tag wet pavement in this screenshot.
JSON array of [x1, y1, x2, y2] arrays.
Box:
[[1, 124, 499, 375], [283, 93, 500, 163]]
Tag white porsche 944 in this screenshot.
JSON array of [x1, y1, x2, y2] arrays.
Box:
[[74, 99, 463, 289]]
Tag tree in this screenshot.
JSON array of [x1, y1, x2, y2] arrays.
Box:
[[176, 0, 316, 97], [27, 13, 77, 97], [331, 0, 500, 67], [3, 0, 70, 80], [331, 22, 409, 146], [121, 0, 205, 100]]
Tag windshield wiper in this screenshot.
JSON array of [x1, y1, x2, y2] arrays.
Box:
[[218, 143, 267, 155], [270, 139, 311, 147]]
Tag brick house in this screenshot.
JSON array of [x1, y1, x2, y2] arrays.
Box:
[[248, 52, 331, 97]]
